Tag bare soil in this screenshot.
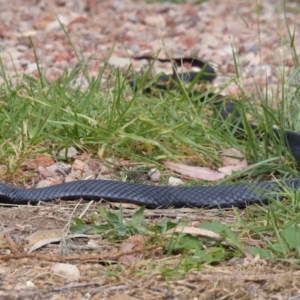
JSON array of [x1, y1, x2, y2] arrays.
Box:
[[1, 204, 300, 299]]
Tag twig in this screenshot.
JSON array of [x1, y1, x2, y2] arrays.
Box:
[[0, 243, 165, 263], [0, 283, 132, 298], [179, 272, 289, 282], [52, 280, 105, 291], [4, 232, 21, 254], [89, 284, 132, 295]]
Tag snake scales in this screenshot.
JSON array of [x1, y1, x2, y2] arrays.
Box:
[[1, 57, 300, 208]]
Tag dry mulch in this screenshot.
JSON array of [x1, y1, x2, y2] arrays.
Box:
[[1, 0, 300, 299]]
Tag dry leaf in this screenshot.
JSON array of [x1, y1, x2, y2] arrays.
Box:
[[117, 235, 146, 265], [165, 226, 221, 240], [26, 229, 92, 253], [127, 234, 146, 247], [164, 148, 248, 181], [27, 229, 64, 246], [164, 161, 225, 181], [217, 159, 248, 175]]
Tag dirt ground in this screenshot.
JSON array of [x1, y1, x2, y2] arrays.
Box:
[[0, 203, 300, 299]]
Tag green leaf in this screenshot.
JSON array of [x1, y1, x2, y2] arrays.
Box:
[[106, 210, 123, 225], [156, 219, 179, 233], [194, 249, 212, 262], [246, 246, 273, 259], [168, 234, 203, 252], [281, 224, 300, 251], [70, 224, 92, 234], [205, 247, 228, 262], [200, 221, 242, 249], [131, 206, 147, 226], [73, 217, 86, 225], [98, 206, 108, 220], [270, 242, 289, 255]]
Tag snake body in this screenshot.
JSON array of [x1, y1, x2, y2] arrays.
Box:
[[1, 57, 300, 208], [0, 179, 299, 208]]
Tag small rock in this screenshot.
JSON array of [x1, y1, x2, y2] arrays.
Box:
[[58, 147, 78, 159], [33, 16, 53, 30], [84, 168, 97, 179], [144, 15, 166, 27], [46, 15, 69, 31], [4, 48, 23, 60], [36, 180, 52, 188], [20, 30, 37, 37], [34, 155, 56, 168], [148, 168, 160, 182], [38, 165, 56, 178], [108, 57, 131, 68], [55, 162, 72, 174], [73, 159, 90, 172], [97, 162, 111, 175], [221, 45, 238, 56], [15, 45, 29, 52], [26, 281, 35, 287], [51, 263, 80, 281], [168, 177, 184, 186], [64, 176, 76, 182], [27, 63, 38, 73], [220, 148, 244, 166], [201, 36, 219, 49], [243, 52, 262, 67], [106, 157, 117, 165], [55, 52, 74, 62], [0, 165, 7, 174], [44, 164, 59, 173]]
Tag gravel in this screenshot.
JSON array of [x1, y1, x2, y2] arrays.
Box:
[[0, 0, 299, 93]]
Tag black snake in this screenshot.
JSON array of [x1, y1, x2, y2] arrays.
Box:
[[1, 57, 300, 208]]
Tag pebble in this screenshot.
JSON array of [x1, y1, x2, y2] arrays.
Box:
[[27, 63, 38, 73], [0, 165, 7, 174], [57, 146, 78, 159], [108, 57, 131, 68], [144, 15, 166, 27], [148, 168, 161, 182], [168, 177, 184, 186], [36, 179, 52, 188], [51, 263, 80, 281], [201, 36, 219, 49]]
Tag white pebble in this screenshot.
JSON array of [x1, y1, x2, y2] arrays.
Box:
[[148, 168, 161, 182], [51, 263, 80, 281], [168, 177, 184, 186]]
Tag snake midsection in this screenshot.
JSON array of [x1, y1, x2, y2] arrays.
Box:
[[0, 179, 299, 208]]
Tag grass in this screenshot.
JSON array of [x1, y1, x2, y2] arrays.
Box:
[[1, 15, 300, 286], [0, 58, 297, 178]]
